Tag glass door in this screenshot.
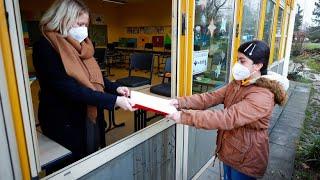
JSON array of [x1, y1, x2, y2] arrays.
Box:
[[177, 0, 237, 179]]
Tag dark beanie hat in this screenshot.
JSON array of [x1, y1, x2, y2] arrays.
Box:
[[238, 40, 270, 75]]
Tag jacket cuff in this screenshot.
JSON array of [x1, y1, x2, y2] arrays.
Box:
[[178, 97, 186, 110], [180, 110, 194, 126]]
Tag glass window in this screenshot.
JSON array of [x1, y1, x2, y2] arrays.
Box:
[[19, 0, 174, 177], [273, 9, 283, 61], [263, 0, 275, 45], [240, 0, 261, 43], [192, 0, 235, 94]]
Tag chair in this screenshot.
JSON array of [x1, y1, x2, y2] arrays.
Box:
[[116, 53, 154, 87], [144, 43, 153, 50], [94, 48, 108, 76], [150, 58, 171, 97], [158, 44, 171, 74], [126, 42, 135, 48], [106, 43, 124, 70]]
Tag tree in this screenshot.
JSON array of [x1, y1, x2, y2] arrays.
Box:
[[294, 4, 303, 32], [312, 0, 320, 26]]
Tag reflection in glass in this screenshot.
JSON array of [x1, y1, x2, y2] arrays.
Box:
[[263, 0, 275, 45], [193, 0, 234, 93], [240, 0, 261, 43], [273, 9, 283, 61]]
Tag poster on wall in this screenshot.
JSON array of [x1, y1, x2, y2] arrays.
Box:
[[193, 50, 209, 75], [152, 36, 164, 47], [91, 13, 106, 25]]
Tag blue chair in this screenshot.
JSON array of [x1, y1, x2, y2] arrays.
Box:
[[116, 53, 154, 87], [150, 58, 171, 97]]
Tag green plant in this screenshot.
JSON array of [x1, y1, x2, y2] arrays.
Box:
[[306, 59, 320, 73], [294, 88, 320, 179]]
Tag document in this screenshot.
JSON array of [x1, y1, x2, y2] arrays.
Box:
[[130, 91, 177, 115]]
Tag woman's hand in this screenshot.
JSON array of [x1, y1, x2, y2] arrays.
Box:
[[169, 99, 179, 109], [166, 111, 182, 123], [116, 96, 136, 111], [116, 86, 130, 97]]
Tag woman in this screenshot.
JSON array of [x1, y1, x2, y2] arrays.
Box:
[[33, 0, 134, 161], [168, 40, 289, 179]]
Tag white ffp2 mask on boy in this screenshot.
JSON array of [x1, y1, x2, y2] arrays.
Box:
[[232, 62, 251, 80], [69, 26, 88, 43]]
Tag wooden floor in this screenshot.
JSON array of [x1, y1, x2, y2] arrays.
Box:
[[30, 66, 166, 146]]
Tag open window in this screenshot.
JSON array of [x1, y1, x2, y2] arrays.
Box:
[[7, 0, 179, 178]]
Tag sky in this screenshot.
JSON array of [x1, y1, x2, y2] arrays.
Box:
[[296, 0, 317, 27]]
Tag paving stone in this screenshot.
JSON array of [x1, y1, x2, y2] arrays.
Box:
[[268, 143, 296, 162], [269, 123, 300, 148]]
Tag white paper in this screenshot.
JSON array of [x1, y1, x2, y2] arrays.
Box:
[[130, 91, 177, 114], [193, 50, 209, 75]]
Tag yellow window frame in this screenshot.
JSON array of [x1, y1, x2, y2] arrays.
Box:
[[269, 0, 280, 64], [278, 4, 288, 59], [0, 1, 31, 179], [231, 0, 244, 67], [258, 0, 268, 39], [178, 0, 194, 97]]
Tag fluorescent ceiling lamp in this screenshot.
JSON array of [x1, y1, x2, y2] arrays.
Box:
[[102, 0, 127, 4]]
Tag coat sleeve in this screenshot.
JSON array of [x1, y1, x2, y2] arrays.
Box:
[[177, 85, 227, 110], [179, 89, 274, 130], [33, 39, 117, 110], [103, 78, 120, 95]]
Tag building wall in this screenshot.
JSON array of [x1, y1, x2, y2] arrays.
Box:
[[80, 126, 176, 180]]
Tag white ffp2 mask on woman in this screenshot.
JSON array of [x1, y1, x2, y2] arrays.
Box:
[[232, 62, 251, 80], [69, 26, 88, 43]]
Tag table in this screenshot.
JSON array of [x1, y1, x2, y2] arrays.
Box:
[[115, 47, 171, 73], [105, 85, 152, 133], [115, 47, 171, 54]]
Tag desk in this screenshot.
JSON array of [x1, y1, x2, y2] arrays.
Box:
[[38, 132, 72, 170], [115, 47, 171, 73], [105, 85, 152, 133], [115, 47, 171, 54]]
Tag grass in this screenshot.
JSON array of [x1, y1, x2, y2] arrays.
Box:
[[294, 87, 320, 179], [303, 43, 320, 50], [306, 58, 320, 73]]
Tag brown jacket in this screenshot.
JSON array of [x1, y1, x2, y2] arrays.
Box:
[[177, 77, 287, 178]]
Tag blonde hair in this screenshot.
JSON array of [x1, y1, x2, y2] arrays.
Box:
[[40, 0, 89, 36]]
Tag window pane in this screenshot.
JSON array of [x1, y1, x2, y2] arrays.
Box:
[[193, 0, 235, 94], [240, 0, 261, 43], [263, 0, 275, 45], [274, 9, 283, 61]]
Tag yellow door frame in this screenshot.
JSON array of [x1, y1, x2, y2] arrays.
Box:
[[269, 0, 280, 64], [0, 0, 31, 179]]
